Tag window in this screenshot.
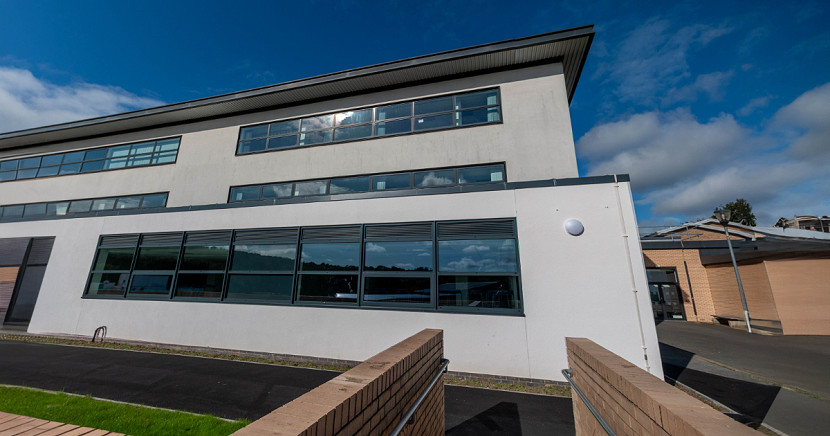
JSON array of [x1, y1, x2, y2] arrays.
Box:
[[174, 232, 230, 299], [85, 219, 521, 314], [227, 228, 297, 302], [129, 233, 182, 297], [236, 89, 501, 155], [436, 220, 520, 310], [0, 193, 168, 221], [363, 223, 433, 306], [86, 235, 138, 296], [228, 164, 505, 203], [0, 137, 180, 183], [296, 226, 361, 304]]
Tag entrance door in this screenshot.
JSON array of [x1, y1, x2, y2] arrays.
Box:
[[646, 268, 686, 321]]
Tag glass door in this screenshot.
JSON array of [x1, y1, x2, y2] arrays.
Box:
[[646, 268, 686, 321]]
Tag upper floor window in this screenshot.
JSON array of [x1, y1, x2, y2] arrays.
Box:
[[236, 89, 501, 155], [0, 137, 180, 183]]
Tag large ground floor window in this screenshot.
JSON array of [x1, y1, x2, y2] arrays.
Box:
[[85, 218, 522, 314]]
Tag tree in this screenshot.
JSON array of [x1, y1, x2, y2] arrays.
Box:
[[713, 199, 756, 226]]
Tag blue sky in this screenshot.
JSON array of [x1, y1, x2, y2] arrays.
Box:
[[1, 0, 828, 227]]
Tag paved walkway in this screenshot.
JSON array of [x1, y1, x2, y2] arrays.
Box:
[[657, 321, 830, 435], [0, 340, 573, 435], [0, 411, 123, 436]]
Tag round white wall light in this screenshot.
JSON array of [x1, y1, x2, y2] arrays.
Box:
[[564, 219, 584, 236]]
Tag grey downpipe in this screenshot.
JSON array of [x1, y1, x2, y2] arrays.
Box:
[[613, 179, 651, 373]]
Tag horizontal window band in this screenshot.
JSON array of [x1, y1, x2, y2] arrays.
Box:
[[0, 137, 180, 184], [229, 163, 506, 204], [84, 217, 523, 315], [236, 89, 501, 156], [1, 193, 169, 220]]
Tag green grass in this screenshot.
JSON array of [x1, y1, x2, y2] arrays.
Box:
[[0, 386, 249, 436]]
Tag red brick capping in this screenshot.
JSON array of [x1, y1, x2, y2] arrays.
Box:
[[235, 329, 444, 436], [566, 338, 760, 435]]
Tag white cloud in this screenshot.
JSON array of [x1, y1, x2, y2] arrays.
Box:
[[0, 66, 163, 133], [737, 96, 770, 117], [773, 82, 830, 160], [597, 18, 733, 105], [462, 244, 491, 254], [662, 70, 734, 106], [364, 243, 387, 253], [578, 82, 830, 226], [578, 109, 751, 190], [446, 257, 496, 271]]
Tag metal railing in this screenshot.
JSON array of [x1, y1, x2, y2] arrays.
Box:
[[92, 326, 107, 342], [389, 358, 450, 436], [562, 368, 617, 436]]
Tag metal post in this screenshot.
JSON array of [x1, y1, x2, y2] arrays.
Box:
[[723, 226, 752, 333]]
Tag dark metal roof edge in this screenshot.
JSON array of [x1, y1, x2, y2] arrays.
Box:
[[0, 25, 594, 146], [0, 172, 625, 225], [567, 30, 595, 103]]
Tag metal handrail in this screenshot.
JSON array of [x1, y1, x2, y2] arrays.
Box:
[[389, 358, 450, 436], [562, 369, 617, 436], [92, 326, 107, 342]]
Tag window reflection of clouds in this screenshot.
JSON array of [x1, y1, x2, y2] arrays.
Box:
[[438, 239, 516, 272], [236, 245, 295, 258], [415, 171, 454, 187], [364, 241, 432, 271], [301, 115, 333, 131], [301, 243, 359, 269]]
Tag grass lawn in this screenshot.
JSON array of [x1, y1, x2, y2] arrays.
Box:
[[0, 386, 249, 436]]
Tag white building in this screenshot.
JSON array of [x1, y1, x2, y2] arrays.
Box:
[[0, 26, 662, 382]]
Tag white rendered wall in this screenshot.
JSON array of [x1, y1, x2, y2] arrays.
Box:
[[0, 63, 577, 208], [0, 181, 661, 381]]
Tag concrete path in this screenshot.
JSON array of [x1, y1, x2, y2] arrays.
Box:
[[0, 340, 573, 435], [657, 322, 830, 435], [0, 411, 124, 435]]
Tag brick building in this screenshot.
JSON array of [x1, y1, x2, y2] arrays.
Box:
[[642, 219, 830, 335]]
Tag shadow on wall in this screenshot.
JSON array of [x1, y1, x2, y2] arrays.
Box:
[[660, 343, 780, 429]]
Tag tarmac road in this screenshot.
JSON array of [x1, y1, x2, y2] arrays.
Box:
[[657, 322, 830, 435], [0, 340, 574, 435]]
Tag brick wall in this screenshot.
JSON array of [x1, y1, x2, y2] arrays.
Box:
[[642, 249, 716, 322], [566, 337, 760, 435], [707, 261, 780, 322], [235, 329, 444, 436], [762, 258, 830, 334]]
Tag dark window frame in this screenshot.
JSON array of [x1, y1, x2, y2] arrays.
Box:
[[235, 88, 502, 156], [83, 219, 522, 316]]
